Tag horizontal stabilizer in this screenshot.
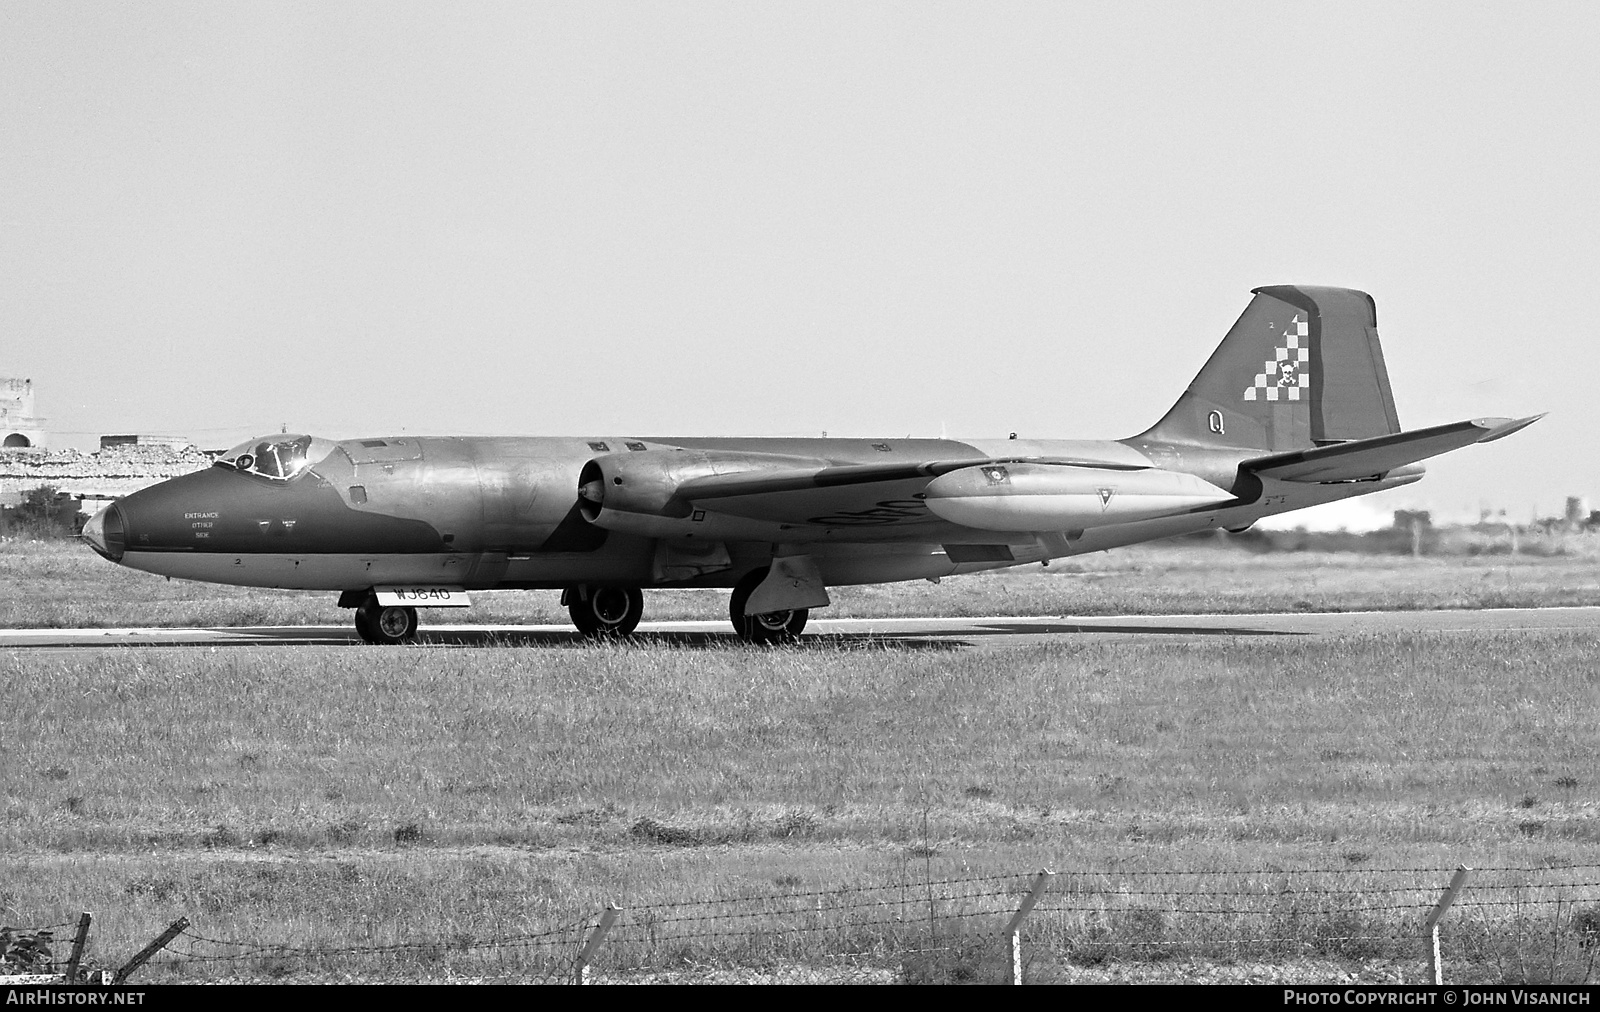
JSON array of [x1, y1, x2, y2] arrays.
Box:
[[1243, 415, 1542, 482], [1475, 413, 1545, 444]]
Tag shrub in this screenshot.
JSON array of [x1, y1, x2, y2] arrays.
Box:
[[0, 928, 54, 971], [2, 485, 80, 540]]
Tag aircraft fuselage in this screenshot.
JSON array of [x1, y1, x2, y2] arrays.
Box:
[[84, 432, 1415, 593]]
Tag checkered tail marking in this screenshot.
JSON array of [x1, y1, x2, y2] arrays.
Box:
[[1243, 315, 1311, 402]]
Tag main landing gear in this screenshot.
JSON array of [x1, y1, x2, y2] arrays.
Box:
[[354, 595, 419, 645], [729, 568, 808, 645], [559, 577, 807, 644], [565, 585, 644, 638]]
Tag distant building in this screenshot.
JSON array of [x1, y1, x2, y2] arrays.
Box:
[[0, 377, 44, 448]]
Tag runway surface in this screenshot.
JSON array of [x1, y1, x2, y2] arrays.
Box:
[[1, 606, 1596, 651]]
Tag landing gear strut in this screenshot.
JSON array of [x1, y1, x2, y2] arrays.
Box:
[[729, 568, 808, 645], [354, 596, 419, 645], [566, 585, 644, 638]]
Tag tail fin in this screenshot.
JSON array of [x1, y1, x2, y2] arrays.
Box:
[[1134, 285, 1401, 453]]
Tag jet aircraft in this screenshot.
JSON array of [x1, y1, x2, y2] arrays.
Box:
[[81, 286, 1539, 645]]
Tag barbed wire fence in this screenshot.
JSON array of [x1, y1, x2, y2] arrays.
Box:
[[11, 862, 1600, 984]]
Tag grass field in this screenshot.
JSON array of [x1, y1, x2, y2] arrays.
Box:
[[3, 608, 1599, 982]]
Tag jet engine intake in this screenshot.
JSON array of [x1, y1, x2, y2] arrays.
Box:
[[923, 463, 1234, 532]]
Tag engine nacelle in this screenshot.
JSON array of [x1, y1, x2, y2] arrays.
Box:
[[923, 463, 1233, 532], [577, 449, 830, 520]]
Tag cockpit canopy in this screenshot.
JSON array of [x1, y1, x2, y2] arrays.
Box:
[[215, 433, 336, 480]]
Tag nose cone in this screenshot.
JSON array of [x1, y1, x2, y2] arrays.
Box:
[[81, 502, 126, 562], [108, 468, 237, 556]]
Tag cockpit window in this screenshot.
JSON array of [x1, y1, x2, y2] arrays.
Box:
[[252, 436, 305, 477], [215, 433, 333, 481]]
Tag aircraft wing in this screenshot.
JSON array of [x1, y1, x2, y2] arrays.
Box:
[[1242, 415, 1543, 483], [672, 457, 1150, 527], [674, 458, 993, 501], [674, 456, 1151, 500]]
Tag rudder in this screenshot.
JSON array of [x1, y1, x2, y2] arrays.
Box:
[[1134, 285, 1401, 453]]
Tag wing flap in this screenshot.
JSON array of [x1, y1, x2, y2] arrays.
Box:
[[1243, 415, 1542, 482]]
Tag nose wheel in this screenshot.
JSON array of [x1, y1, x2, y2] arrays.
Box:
[[355, 597, 419, 645], [729, 568, 808, 645], [566, 585, 644, 638]]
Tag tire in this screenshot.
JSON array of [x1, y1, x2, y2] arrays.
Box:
[[567, 585, 643, 638], [356, 598, 419, 645], [729, 568, 808, 645]]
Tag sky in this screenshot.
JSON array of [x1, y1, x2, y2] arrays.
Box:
[[2, 2, 1594, 530]]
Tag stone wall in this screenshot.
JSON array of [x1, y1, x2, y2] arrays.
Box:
[[0, 444, 211, 504]]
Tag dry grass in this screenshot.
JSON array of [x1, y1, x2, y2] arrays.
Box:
[[4, 534, 1597, 981], [2, 626, 1598, 981], [7, 634, 1596, 842]]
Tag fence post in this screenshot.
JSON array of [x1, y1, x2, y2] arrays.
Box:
[[112, 916, 189, 985], [1424, 865, 1472, 985], [64, 912, 92, 983], [1004, 869, 1055, 985], [573, 905, 621, 985]]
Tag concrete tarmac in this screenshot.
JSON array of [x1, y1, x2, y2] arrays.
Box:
[[1, 606, 1595, 651]]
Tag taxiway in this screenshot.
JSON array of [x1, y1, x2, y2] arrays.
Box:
[[0, 606, 1593, 651]]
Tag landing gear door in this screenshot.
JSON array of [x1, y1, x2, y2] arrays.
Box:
[[746, 556, 831, 615]]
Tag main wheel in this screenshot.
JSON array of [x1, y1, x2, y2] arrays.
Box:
[[567, 585, 643, 638], [355, 599, 419, 645], [729, 568, 808, 645]]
